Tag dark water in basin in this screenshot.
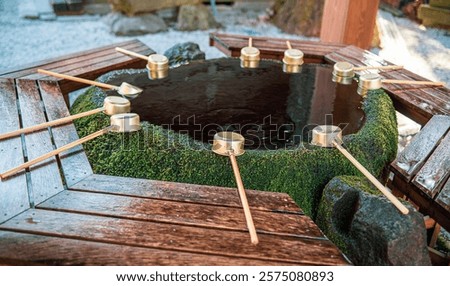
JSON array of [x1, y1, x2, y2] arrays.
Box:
[[105, 58, 364, 149]]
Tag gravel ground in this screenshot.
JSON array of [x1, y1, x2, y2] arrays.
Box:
[[0, 0, 309, 70], [376, 10, 450, 86]]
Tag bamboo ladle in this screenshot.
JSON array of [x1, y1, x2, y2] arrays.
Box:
[[240, 38, 260, 69], [37, 69, 143, 97], [115, 47, 169, 79], [212, 131, 259, 245], [357, 73, 445, 95], [0, 96, 130, 141], [311, 125, 409, 215], [332, 61, 404, 85], [0, 113, 141, 180], [282, 41, 304, 74]]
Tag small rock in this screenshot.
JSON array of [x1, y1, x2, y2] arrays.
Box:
[[317, 176, 431, 265], [176, 4, 221, 31], [84, 3, 112, 15], [109, 0, 201, 16], [155, 7, 178, 26], [105, 12, 168, 36], [164, 42, 205, 67]]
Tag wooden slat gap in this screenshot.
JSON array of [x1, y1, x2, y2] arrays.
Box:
[[67, 186, 304, 215], [36, 204, 322, 241]]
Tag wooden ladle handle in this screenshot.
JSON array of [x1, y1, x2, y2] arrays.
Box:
[[115, 47, 149, 61], [332, 141, 409, 215], [353, 65, 403, 71], [0, 127, 110, 180], [286, 41, 293, 50], [229, 152, 259, 245], [37, 69, 118, 90], [0, 107, 104, 141]]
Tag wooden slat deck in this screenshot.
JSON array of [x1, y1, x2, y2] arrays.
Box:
[[0, 40, 153, 104], [0, 40, 350, 265], [209, 33, 346, 63], [388, 115, 450, 231]]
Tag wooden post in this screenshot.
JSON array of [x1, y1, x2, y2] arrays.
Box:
[[320, 0, 380, 49]]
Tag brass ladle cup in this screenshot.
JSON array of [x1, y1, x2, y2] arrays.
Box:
[[311, 125, 409, 215], [37, 69, 143, 98], [0, 113, 141, 180], [357, 73, 445, 95], [0, 96, 130, 141], [240, 38, 260, 69], [115, 47, 169, 80], [332, 61, 403, 85], [212, 131, 259, 245], [282, 41, 304, 74]]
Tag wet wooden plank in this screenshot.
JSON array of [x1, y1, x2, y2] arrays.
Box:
[[26, 44, 152, 80], [413, 131, 450, 198], [0, 209, 349, 265], [38, 80, 93, 186], [0, 78, 29, 223], [325, 45, 393, 69], [390, 89, 449, 123], [71, 174, 302, 214], [38, 190, 322, 238], [0, 231, 292, 266], [436, 179, 450, 213], [391, 88, 449, 115], [209, 33, 345, 62], [391, 115, 450, 181], [0, 40, 150, 79], [16, 79, 65, 205]]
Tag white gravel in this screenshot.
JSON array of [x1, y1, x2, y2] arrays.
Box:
[[376, 10, 450, 86], [0, 1, 309, 70]]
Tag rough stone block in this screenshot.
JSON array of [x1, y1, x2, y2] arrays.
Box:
[[317, 176, 431, 265], [109, 0, 201, 16], [418, 4, 450, 27]]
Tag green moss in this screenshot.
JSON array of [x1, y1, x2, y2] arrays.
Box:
[[71, 87, 397, 217], [436, 235, 450, 254]]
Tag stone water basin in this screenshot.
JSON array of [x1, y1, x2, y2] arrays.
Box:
[[71, 58, 397, 220], [101, 58, 365, 149]]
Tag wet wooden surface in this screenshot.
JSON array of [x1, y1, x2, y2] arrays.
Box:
[[70, 174, 302, 213], [16, 79, 64, 205], [391, 115, 450, 181], [0, 40, 349, 265], [0, 231, 294, 266], [413, 131, 450, 198], [0, 40, 153, 103], [39, 190, 320, 237], [0, 209, 348, 265], [389, 115, 450, 231], [209, 33, 346, 63], [0, 79, 29, 224], [38, 80, 92, 186]]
